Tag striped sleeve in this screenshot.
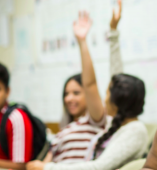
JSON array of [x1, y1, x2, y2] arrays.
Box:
[[88, 113, 106, 128], [6, 109, 33, 163], [51, 118, 104, 163]]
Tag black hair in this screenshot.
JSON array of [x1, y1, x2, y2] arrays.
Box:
[[0, 63, 10, 88], [62, 73, 82, 123], [93, 73, 145, 159]]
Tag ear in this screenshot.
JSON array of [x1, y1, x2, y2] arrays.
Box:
[[6, 87, 10, 97]]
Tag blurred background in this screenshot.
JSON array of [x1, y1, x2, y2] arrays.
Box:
[[0, 0, 157, 126]]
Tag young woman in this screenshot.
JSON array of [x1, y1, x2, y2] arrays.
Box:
[[26, 1, 147, 170], [60, 74, 86, 128]]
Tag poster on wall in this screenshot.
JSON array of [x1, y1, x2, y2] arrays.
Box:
[[0, 15, 9, 47], [35, 0, 157, 65], [13, 16, 33, 68], [0, 0, 14, 15], [35, 0, 111, 65]]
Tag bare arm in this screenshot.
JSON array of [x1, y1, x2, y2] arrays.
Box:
[[142, 132, 157, 170], [0, 159, 25, 170], [73, 12, 104, 122], [43, 152, 53, 163]]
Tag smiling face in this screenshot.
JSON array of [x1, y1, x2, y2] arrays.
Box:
[[64, 79, 87, 120]]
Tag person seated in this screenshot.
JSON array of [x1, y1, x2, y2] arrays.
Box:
[[0, 63, 33, 170], [26, 1, 148, 170]]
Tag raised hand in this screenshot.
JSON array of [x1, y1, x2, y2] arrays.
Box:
[[73, 11, 92, 43], [110, 0, 122, 30]]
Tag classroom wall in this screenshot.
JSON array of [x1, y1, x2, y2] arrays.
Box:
[[0, 0, 60, 132], [0, 0, 157, 126], [0, 0, 35, 70]]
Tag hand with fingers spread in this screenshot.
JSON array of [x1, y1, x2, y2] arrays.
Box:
[[73, 11, 92, 43], [110, 0, 122, 30]]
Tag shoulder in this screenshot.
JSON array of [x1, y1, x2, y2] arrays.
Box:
[[116, 121, 148, 141], [109, 121, 148, 152], [8, 108, 28, 120], [124, 121, 147, 134], [7, 108, 32, 128]]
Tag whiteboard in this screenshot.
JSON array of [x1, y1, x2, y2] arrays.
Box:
[[9, 0, 157, 123], [35, 0, 157, 64]]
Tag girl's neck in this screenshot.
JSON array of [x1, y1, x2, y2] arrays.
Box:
[[122, 117, 138, 126], [73, 111, 86, 121]]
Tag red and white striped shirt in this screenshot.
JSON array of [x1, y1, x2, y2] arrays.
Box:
[[51, 114, 106, 164], [0, 103, 33, 162]]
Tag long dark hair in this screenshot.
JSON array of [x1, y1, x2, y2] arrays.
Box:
[[93, 73, 145, 159], [62, 73, 82, 124], [0, 63, 10, 88]]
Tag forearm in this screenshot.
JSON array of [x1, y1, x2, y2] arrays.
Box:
[[78, 40, 104, 121], [73, 11, 104, 122], [43, 152, 53, 163], [0, 159, 26, 170], [143, 154, 157, 170], [108, 29, 123, 77], [79, 40, 96, 87], [142, 132, 157, 170]]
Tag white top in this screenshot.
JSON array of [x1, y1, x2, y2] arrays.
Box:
[[44, 121, 148, 170]]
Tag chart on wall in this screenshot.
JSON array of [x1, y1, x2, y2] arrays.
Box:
[[35, 0, 157, 64], [13, 16, 34, 68]]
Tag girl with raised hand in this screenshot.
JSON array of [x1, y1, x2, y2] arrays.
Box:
[[60, 0, 123, 129], [43, 10, 107, 165], [26, 1, 147, 170]]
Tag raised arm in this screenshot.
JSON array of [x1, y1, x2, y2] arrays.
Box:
[[73, 12, 104, 122], [109, 0, 123, 77]]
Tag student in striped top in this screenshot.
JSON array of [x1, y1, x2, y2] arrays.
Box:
[[48, 3, 125, 162], [27, 1, 147, 170], [27, 0, 123, 166]]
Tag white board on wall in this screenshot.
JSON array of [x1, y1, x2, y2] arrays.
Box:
[[35, 0, 157, 64], [9, 0, 157, 123]]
